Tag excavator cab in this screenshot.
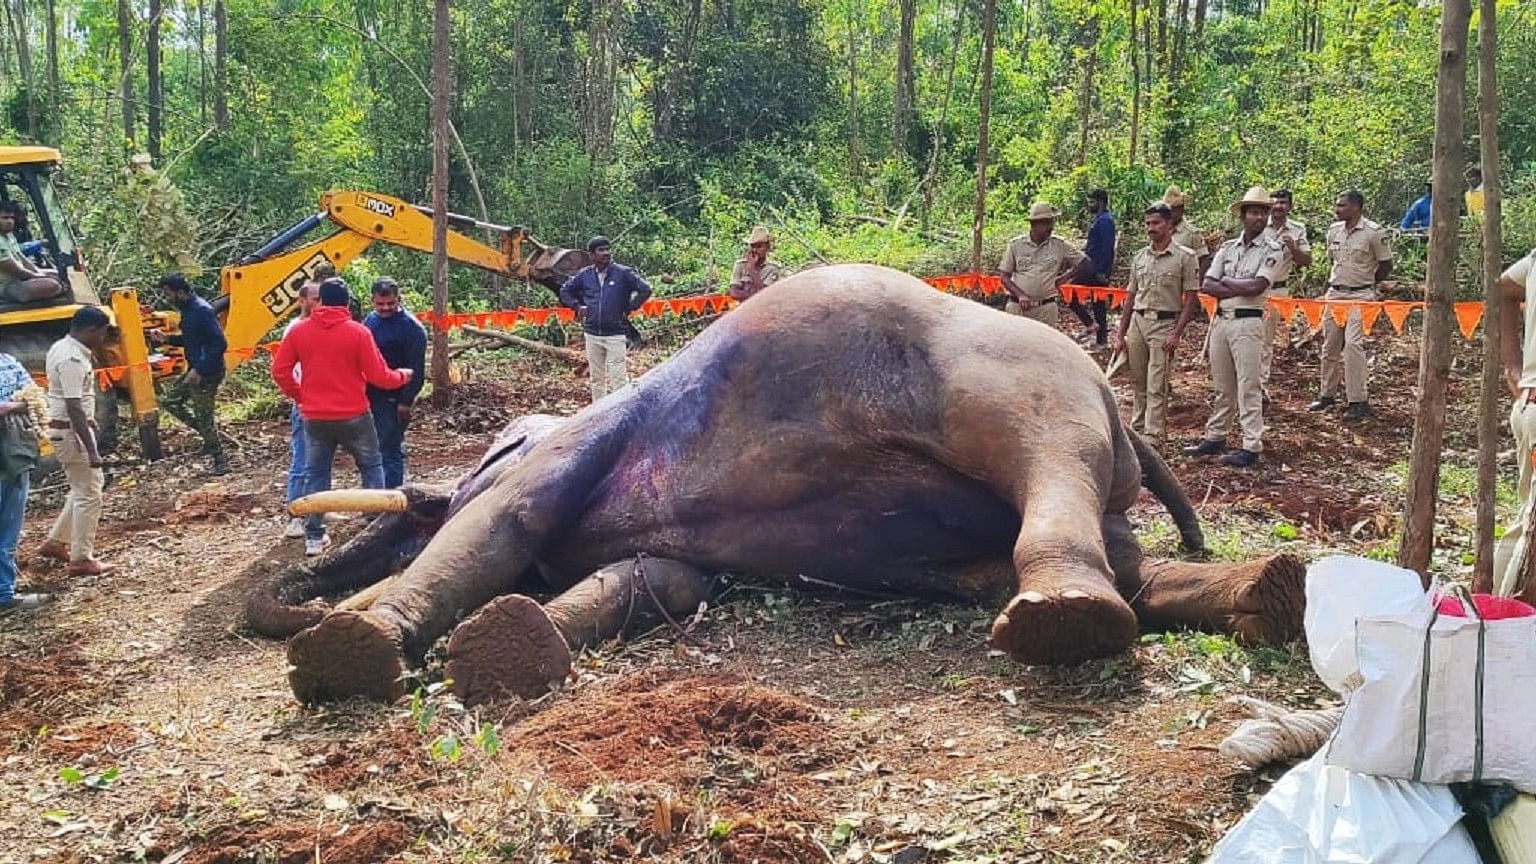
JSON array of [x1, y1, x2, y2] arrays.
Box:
[[0, 146, 162, 459]]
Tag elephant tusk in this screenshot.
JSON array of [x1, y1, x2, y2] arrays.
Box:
[[288, 489, 410, 516]]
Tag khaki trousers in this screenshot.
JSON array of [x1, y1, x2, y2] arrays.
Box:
[[1126, 312, 1174, 438], [584, 332, 629, 402], [1494, 394, 1536, 594], [1005, 299, 1057, 326], [1320, 287, 1375, 403], [1261, 284, 1290, 387], [45, 430, 104, 562], [1205, 316, 1266, 452]]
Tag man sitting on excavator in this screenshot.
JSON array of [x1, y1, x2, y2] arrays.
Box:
[[0, 201, 67, 304]]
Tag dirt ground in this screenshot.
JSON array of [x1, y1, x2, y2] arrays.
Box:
[[0, 309, 1503, 863]]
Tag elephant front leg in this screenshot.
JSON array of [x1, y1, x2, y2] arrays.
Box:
[[1125, 555, 1307, 646], [989, 491, 1139, 665], [444, 558, 716, 705]]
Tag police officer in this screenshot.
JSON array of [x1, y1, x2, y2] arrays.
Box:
[[1163, 186, 1211, 276], [1183, 187, 1287, 469], [1111, 202, 1199, 441], [729, 226, 783, 302], [998, 202, 1087, 327], [1309, 189, 1393, 422], [1259, 188, 1311, 390]]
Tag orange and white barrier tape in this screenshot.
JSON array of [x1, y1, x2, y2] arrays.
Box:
[[57, 273, 1489, 388]]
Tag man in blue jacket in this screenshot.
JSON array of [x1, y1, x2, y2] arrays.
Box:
[[559, 235, 653, 402], [364, 277, 427, 488], [1400, 183, 1432, 232], [153, 273, 229, 475]]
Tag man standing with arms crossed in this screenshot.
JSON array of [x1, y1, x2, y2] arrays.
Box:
[[36, 307, 114, 575], [1183, 187, 1287, 469], [1111, 202, 1199, 442], [1309, 190, 1392, 422], [560, 236, 653, 402], [364, 277, 427, 488], [1260, 189, 1311, 391], [999, 202, 1086, 327]]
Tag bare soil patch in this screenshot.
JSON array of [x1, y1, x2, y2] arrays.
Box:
[[181, 818, 414, 864]]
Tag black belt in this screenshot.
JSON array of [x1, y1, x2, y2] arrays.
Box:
[[1012, 297, 1056, 305], [1270, 280, 1287, 290], [1329, 285, 1372, 291], [1135, 309, 1178, 320], [1218, 308, 1266, 319]]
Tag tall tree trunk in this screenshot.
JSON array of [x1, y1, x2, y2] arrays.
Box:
[[148, 0, 163, 159], [846, 6, 861, 181], [198, 0, 207, 124], [0, 0, 13, 87], [1398, 0, 1471, 576], [13, 0, 37, 139], [45, 0, 59, 143], [970, 0, 996, 283], [892, 0, 917, 157], [581, 0, 617, 163], [654, 0, 701, 145], [1129, 0, 1141, 164], [1472, 0, 1504, 592], [118, 0, 135, 144], [214, 0, 228, 129], [1193, 0, 1208, 45], [430, 0, 453, 407], [1155, 0, 1167, 76], [1077, 23, 1097, 165], [1170, 0, 1190, 86], [921, 0, 965, 228]]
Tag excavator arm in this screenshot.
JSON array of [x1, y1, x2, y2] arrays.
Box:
[[215, 190, 587, 370]]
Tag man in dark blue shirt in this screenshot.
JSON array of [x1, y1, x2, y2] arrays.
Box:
[[153, 273, 229, 475], [1066, 188, 1116, 347], [559, 236, 652, 402], [364, 277, 427, 487], [1400, 183, 1432, 232]]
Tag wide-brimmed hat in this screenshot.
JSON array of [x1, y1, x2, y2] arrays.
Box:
[[746, 226, 772, 245], [1229, 185, 1275, 214], [1027, 202, 1062, 221], [1162, 186, 1189, 207]]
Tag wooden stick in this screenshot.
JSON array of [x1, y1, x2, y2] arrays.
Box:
[[460, 325, 586, 364], [335, 575, 397, 612]]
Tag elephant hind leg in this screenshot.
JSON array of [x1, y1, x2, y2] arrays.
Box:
[[445, 558, 716, 706], [1127, 554, 1307, 646]]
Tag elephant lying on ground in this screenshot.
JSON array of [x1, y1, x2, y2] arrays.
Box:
[[253, 264, 1305, 705]]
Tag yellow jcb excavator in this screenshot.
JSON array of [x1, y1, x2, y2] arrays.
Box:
[[0, 146, 585, 460]]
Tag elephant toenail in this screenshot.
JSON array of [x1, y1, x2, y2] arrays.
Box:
[[1021, 591, 1047, 603], [1062, 589, 1089, 599]]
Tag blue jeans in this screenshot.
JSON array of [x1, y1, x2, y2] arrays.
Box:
[[0, 471, 29, 604], [286, 406, 306, 503], [369, 395, 407, 488], [302, 413, 385, 540]]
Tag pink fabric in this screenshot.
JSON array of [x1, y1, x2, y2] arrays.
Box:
[[1436, 593, 1536, 620]]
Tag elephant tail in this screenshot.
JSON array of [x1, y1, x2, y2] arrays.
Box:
[[1129, 430, 1205, 554]]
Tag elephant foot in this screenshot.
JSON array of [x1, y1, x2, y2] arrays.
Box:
[[989, 579, 1139, 665], [445, 594, 573, 706], [1131, 554, 1307, 646], [287, 610, 407, 704]]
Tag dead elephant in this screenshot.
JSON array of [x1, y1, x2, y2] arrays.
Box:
[[252, 264, 1305, 706]]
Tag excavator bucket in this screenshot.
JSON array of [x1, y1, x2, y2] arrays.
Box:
[[525, 246, 589, 294]]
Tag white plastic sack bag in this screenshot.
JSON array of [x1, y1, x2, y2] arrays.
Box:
[[1325, 590, 1536, 791], [1304, 556, 1431, 694], [1207, 751, 1477, 864]]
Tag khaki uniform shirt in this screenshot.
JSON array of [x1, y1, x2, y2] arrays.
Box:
[[1208, 234, 1287, 312], [1260, 218, 1309, 284], [45, 334, 95, 421], [1128, 243, 1199, 312], [1325, 218, 1391, 288], [999, 235, 1086, 301], [1172, 220, 1207, 260], [1505, 251, 1536, 389], [729, 258, 783, 301]]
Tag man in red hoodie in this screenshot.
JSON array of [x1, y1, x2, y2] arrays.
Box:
[[273, 277, 414, 555]]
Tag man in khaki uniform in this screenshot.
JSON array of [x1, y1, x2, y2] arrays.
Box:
[[1493, 248, 1536, 595], [1259, 188, 1311, 389], [1183, 187, 1287, 469], [1309, 189, 1392, 422], [999, 202, 1087, 326], [36, 307, 114, 575], [1163, 186, 1212, 276], [729, 226, 783, 302], [1111, 202, 1199, 440]]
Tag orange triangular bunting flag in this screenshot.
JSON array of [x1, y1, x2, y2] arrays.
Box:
[[1455, 302, 1485, 340], [1359, 304, 1382, 334], [1059, 284, 1075, 304], [1299, 300, 1326, 330], [556, 308, 576, 323], [709, 295, 729, 312], [1328, 302, 1351, 327], [688, 297, 709, 313], [1198, 295, 1217, 319], [1382, 301, 1415, 334], [641, 300, 664, 317], [1269, 297, 1298, 324]]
